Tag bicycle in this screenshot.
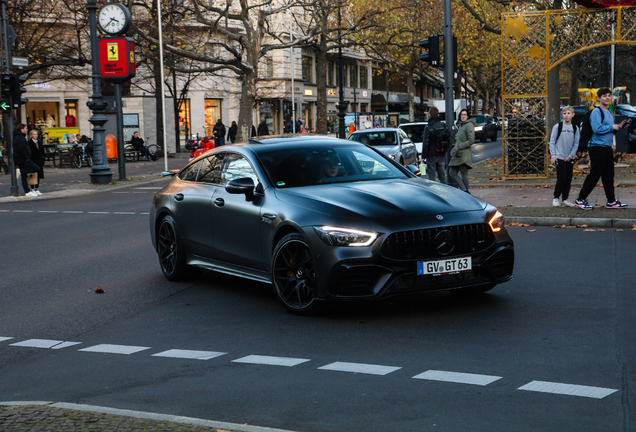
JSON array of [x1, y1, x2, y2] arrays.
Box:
[[71, 143, 93, 169], [0, 146, 9, 174]]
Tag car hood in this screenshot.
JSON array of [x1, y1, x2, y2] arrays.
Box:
[[370, 145, 400, 155], [274, 178, 485, 220]]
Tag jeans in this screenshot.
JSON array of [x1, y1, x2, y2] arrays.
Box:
[[215, 137, 225, 147], [17, 160, 40, 194], [449, 164, 470, 191], [554, 159, 574, 200], [426, 156, 447, 184], [577, 146, 615, 202]]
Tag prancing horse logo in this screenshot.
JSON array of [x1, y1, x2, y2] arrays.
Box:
[[434, 230, 455, 256]]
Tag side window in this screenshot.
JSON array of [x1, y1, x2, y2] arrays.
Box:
[[221, 154, 259, 186], [399, 129, 408, 140], [178, 160, 202, 182], [198, 153, 225, 184], [351, 150, 392, 176]]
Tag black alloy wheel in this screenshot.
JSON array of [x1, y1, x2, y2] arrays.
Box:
[[156, 215, 201, 281], [272, 233, 319, 314]]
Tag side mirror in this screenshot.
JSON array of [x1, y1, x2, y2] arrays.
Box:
[[405, 164, 421, 176], [226, 177, 255, 201], [402, 137, 412, 145]]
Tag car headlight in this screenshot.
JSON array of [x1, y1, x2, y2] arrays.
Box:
[[488, 210, 506, 233], [475, 126, 483, 131], [313, 226, 378, 247], [389, 154, 395, 159]]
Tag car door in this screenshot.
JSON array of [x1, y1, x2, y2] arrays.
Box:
[[210, 153, 264, 270], [172, 158, 216, 258], [398, 129, 417, 165]]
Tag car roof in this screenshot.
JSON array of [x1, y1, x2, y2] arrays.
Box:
[[350, 128, 400, 134], [247, 134, 344, 145], [399, 122, 427, 126]]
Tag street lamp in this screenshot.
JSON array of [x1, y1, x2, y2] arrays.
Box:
[[337, 1, 346, 139], [87, 0, 113, 184]]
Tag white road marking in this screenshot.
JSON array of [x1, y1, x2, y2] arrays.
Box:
[[0, 210, 9, 212], [113, 212, 136, 214], [0, 337, 14, 342], [51, 342, 82, 350], [62, 211, 83, 214], [135, 187, 163, 190], [133, 192, 149, 194], [88, 212, 110, 214], [413, 370, 502, 386], [113, 192, 129, 194], [140, 212, 150, 215], [79, 344, 151, 355], [518, 380, 618, 399], [151, 349, 226, 360], [11, 339, 64, 349], [232, 355, 310, 367], [318, 362, 401, 376], [13, 210, 33, 213], [38, 211, 59, 213]]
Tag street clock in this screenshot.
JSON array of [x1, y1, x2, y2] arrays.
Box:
[[98, 3, 132, 36]]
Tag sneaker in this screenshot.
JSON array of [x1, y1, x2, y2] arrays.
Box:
[[35, 190, 42, 196], [575, 199, 593, 210], [606, 200, 628, 209], [25, 191, 37, 197], [562, 199, 575, 207], [552, 198, 561, 207]]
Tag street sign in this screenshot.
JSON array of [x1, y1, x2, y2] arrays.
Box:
[[12, 57, 29, 67]]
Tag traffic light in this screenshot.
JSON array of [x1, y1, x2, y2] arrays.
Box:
[[1, 73, 13, 110], [13, 75, 27, 106], [419, 35, 440, 66]]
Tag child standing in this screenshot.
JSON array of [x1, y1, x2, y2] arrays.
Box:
[[549, 106, 580, 207]]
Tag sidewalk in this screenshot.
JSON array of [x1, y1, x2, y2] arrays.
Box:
[[0, 402, 295, 432], [1, 151, 635, 227]]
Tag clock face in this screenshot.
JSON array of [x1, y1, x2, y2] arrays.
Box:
[[98, 3, 130, 35]]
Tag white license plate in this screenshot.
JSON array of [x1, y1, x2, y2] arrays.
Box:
[[417, 257, 472, 276]]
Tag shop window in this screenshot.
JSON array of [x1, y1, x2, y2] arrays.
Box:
[[349, 65, 357, 88], [360, 67, 368, 89], [178, 99, 191, 137], [327, 61, 334, 87], [205, 99, 222, 137], [302, 55, 313, 82], [64, 100, 78, 127]]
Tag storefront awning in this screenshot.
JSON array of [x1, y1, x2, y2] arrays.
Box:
[[387, 94, 402, 103], [371, 94, 386, 103]]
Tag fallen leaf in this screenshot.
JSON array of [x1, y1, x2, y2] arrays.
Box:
[[577, 224, 588, 228], [95, 285, 105, 294], [584, 229, 596, 232], [527, 229, 537, 232]]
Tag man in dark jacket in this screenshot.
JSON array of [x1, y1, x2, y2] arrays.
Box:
[[422, 106, 448, 184], [130, 131, 156, 161], [13, 124, 41, 196], [257, 118, 270, 136], [213, 119, 226, 147]]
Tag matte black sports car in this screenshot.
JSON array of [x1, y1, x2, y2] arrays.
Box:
[[150, 135, 514, 314]]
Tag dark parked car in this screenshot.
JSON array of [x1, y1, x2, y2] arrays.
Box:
[[150, 135, 515, 314], [348, 128, 418, 166], [473, 114, 498, 142]]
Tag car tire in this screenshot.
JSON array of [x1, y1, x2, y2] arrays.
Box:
[[271, 233, 321, 314], [451, 283, 496, 296], [156, 215, 202, 281]]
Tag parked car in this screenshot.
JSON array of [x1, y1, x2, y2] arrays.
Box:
[[150, 135, 515, 314], [398, 122, 428, 157], [473, 114, 498, 142], [348, 128, 418, 166]]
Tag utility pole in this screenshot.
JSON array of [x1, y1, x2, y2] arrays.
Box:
[[442, 0, 455, 173], [336, 2, 346, 139], [1, 0, 18, 196]]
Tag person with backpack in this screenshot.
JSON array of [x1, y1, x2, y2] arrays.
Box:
[[574, 87, 628, 210], [549, 106, 580, 207], [449, 109, 475, 194], [213, 119, 226, 147], [422, 106, 449, 184]]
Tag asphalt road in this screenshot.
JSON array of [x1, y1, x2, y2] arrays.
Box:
[[0, 182, 634, 432], [472, 132, 502, 164]]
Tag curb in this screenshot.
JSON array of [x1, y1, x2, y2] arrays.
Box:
[[507, 216, 636, 228], [0, 401, 298, 432]]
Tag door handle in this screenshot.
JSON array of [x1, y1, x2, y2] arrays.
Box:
[[214, 198, 225, 207], [174, 193, 184, 201]]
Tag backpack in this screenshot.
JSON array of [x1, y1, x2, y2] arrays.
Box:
[[578, 106, 604, 147], [555, 122, 578, 143], [427, 122, 450, 153]]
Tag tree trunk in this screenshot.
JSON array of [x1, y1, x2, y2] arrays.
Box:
[[547, 64, 560, 132], [153, 57, 164, 149], [407, 55, 416, 122], [172, 70, 182, 153], [569, 55, 580, 106], [315, 43, 328, 134], [237, 69, 256, 142]]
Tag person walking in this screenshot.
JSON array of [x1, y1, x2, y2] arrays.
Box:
[[549, 106, 580, 207], [575, 87, 628, 210], [258, 118, 270, 136], [422, 106, 449, 184], [213, 119, 226, 147], [348, 121, 355, 137], [13, 124, 41, 197], [227, 121, 238, 143], [449, 109, 475, 194], [28, 130, 45, 196], [130, 131, 157, 161]]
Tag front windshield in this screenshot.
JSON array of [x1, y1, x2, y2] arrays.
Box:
[[255, 144, 409, 188], [349, 131, 397, 147], [473, 115, 486, 124]]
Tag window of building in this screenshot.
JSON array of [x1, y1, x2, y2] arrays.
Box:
[[302, 55, 313, 82], [178, 99, 191, 137], [349, 65, 357, 88], [205, 99, 222, 137], [266, 57, 273, 78], [64, 100, 78, 127], [360, 66, 368, 89], [327, 61, 334, 86]]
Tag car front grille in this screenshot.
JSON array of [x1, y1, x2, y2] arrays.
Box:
[[381, 224, 495, 261], [483, 248, 514, 280]]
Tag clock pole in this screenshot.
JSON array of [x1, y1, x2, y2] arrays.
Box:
[[87, 0, 113, 184]]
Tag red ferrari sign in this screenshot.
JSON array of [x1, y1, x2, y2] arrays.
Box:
[[99, 37, 136, 83]]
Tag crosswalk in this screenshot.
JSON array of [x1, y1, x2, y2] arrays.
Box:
[[0, 336, 619, 400]]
